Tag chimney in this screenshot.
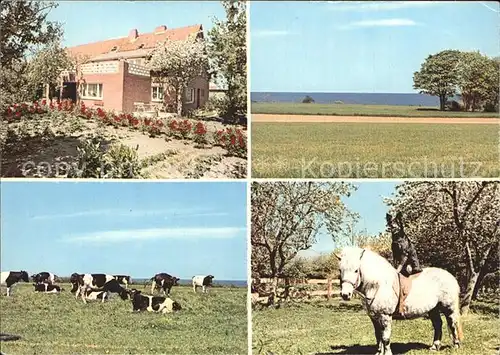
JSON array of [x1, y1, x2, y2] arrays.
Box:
[[154, 25, 167, 34], [128, 29, 138, 41]]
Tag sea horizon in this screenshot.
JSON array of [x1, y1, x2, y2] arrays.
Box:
[[251, 91, 443, 106]]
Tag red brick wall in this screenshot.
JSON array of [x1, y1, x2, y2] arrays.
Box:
[[122, 62, 152, 113], [80, 62, 125, 112]]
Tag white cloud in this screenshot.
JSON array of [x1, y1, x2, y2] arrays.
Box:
[[328, 1, 443, 12], [340, 18, 420, 30], [252, 29, 291, 38], [62, 227, 245, 244]]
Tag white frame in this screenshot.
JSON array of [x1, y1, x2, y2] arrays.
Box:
[[151, 85, 164, 102], [81, 83, 103, 100]]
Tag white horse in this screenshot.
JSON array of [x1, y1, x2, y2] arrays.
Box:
[[336, 247, 463, 355]]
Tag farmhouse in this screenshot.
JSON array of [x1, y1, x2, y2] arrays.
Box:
[[62, 24, 209, 113]]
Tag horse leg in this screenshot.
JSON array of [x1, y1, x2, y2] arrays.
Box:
[[428, 307, 443, 351], [443, 307, 462, 348], [370, 317, 383, 355], [379, 314, 393, 355]]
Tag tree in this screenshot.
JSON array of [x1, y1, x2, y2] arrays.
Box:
[[207, 1, 246, 122], [457, 51, 499, 112], [26, 41, 72, 100], [0, 1, 62, 107], [251, 182, 356, 296], [386, 181, 499, 315], [302, 95, 315, 104], [147, 38, 209, 115], [413, 50, 461, 111]]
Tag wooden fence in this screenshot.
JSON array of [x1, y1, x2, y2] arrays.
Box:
[[251, 278, 341, 304]]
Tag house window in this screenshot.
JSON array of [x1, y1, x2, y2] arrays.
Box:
[[81, 83, 103, 100], [152, 86, 164, 101], [185, 88, 195, 104]]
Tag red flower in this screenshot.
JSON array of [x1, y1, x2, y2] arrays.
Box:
[[194, 122, 207, 135], [37, 108, 43, 114], [6, 107, 12, 116], [42, 99, 47, 106], [15, 112, 21, 118], [156, 120, 164, 127]]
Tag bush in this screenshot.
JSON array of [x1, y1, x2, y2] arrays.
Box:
[[214, 127, 247, 158], [302, 95, 315, 104], [446, 100, 463, 111], [71, 136, 141, 178]]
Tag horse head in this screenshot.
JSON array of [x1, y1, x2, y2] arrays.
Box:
[[337, 247, 365, 301]]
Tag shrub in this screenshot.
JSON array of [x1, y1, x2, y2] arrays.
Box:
[[104, 144, 141, 178], [214, 127, 247, 158], [179, 119, 193, 139], [446, 100, 463, 111], [302, 95, 315, 104], [193, 122, 208, 147], [72, 136, 107, 178]]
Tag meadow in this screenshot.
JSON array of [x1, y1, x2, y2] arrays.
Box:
[[252, 297, 499, 355], [251, 123, 500, 178], [251, 103, 500, 118], [0, 283, 247, 354]]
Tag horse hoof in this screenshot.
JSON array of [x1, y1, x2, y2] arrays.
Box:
[[429, 345, 440, 351]]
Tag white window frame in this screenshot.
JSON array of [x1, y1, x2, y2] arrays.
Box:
[[151, 85, 164, 102], [185, 88, 195, 104], [81, 83, 103, 100]]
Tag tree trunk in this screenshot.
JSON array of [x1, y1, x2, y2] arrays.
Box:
[[45, 83, 50, 101], [176, 87, 183, 116], [460, 271, 479, 315], [439, 95, 446, 111]]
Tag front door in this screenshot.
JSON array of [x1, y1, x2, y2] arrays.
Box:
[[196, 88, 201, 108]]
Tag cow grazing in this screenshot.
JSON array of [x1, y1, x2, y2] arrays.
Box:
[[33, 283, 63, 293], [0, 271, 29, 296], [113, 275, 132, 288], [129, 289, 182, 314], [70, 273, 115, 303], [31, 272, 57, 285], [150, 273, 180, 296], [192, 275, 215, 293]]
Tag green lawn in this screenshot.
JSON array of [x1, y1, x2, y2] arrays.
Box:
[[251, 123, 500, 178], [252, 298, 499, 355], [251, 103, 500, 118], [0, 284, 247, 354]]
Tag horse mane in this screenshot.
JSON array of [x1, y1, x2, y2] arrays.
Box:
[[341, 246, 396, 285]]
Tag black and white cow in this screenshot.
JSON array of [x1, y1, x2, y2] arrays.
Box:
[[31, 272, 57, 285], [150, 273, 180, 296], [70, 273, 115, 303], [113, 275, 132, 289], [0, 271, 29, 296], [192, 275, 214, 293], [129, 289, 182, 314], [33, 283, 63, 293], [86, 279, 129, 303]]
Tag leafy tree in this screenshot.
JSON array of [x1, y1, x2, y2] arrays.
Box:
[[147, 38, 209, 115], [26, 41, 72, 100], [0, 0, 62, 107], [457, 51, 499, 112], [251, 182, 356, 295], [413, 50, 461, 111], [386, 181, 499, 315], [302, 95, 315, 104], [207, 1, 246, 123]]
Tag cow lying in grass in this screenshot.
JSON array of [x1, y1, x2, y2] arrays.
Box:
[[33, 283, 63, 293], [129, 289, 181, 314], [31, 272, 57, 285], [70, 273, 129, 303]]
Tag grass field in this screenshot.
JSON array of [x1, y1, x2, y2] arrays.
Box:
[[0, 283, 247, 354], [252, 298, 499, 355], [251, 123, 500, 178], [251, 103, 500, 118]]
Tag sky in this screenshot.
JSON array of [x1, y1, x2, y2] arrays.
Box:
[[299, 181, 398, 258], [47, 1, 225, 48], [1, 182, 247, 280], [250, 1, 500, 93]]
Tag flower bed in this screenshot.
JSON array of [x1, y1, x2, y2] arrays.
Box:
[[3, 99, 247, 158]]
